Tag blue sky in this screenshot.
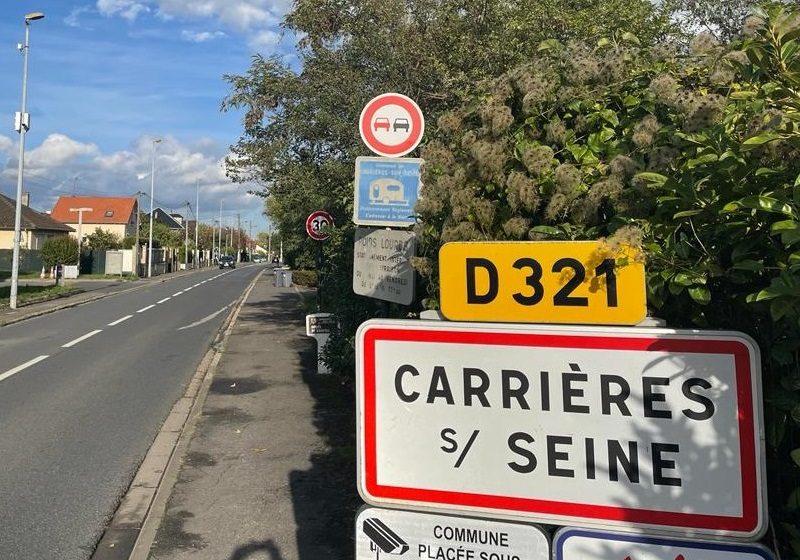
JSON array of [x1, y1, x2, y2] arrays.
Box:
[[0, 1, 296, 235]]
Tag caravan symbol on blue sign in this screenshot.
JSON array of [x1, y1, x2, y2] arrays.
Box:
[[353, 156, 422, 227]]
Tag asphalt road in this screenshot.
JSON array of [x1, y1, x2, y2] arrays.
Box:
[[0, 264, 262, 560]]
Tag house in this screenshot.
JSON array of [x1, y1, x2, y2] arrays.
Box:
[[50, 196, 138, 244], [0, 192, 74, 250], [149, 208, 184, 230]]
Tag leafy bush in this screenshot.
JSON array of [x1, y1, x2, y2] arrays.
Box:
[[39, 236, 79, 266], [291, 269, 318, 287], [414, 6, 800, 553], [84, 227, 121, 251]]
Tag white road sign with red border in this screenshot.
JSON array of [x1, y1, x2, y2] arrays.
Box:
[[355, 319, 766, 540], [359, 93, 425, 157], [306, 210, 333, 241]]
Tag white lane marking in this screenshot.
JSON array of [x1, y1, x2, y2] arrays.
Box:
[[137, 304, 156, 313], [157, 297, 171, 304], [177, 304, 232, 331], [193, 283, 201, 288], [108, 314, 133, 326], [173, 291, 184, 296], [62, 329, 103, 348], [0, 355, 49, 383]]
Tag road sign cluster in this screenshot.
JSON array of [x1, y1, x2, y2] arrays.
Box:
[[351, 92, 771, 559], [351, 93, 425, 307], [350, 120, 772, 558]]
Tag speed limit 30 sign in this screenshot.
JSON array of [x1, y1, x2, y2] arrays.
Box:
[[306, 210, 333, 241]]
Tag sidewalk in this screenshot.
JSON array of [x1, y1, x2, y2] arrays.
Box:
[[128, 270, 359, 559]]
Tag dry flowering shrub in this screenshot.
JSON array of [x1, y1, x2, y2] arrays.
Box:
[[521, 145, 555, 176], [554, 164, 582, 194], [409, 256, 433, 278], [502, 217, 530, 239], [632, 115, 660, 148], [437, 111, 462, 134], [545, 119, 568, 146]]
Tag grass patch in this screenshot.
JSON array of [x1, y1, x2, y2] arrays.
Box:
[[0, 271, 42, 281], [0, 285, 83, 308], [72, 274, 137, 281]]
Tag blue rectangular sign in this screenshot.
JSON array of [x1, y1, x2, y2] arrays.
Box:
[[554, 528, 775, 559], [353, 156, 422, 227]]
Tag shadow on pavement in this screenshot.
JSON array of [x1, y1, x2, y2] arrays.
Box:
[[262, 292, 360, 560], [229, 539, 285, 560]]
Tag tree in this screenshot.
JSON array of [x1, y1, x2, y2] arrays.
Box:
[[40, 236, 79, 266], [84, 227, 121, 251]]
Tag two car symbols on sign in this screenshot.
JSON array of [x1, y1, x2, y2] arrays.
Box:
[[373, 117, 410, 133]]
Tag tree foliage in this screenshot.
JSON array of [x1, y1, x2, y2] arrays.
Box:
[[84, 227, 121, 251], [40, 236, 79, 266]]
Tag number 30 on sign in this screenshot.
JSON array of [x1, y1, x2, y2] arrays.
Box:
[[439, 241, 646, 325]]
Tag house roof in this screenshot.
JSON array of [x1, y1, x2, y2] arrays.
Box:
[[0, 192, 74, 232], [51, 196, 137, 225], [148, 208, 184, 230]]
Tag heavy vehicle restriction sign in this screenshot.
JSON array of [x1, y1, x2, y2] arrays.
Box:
[[356, 320, 766, 540]]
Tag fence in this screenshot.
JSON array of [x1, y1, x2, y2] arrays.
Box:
[[0, 249, 44, 276]]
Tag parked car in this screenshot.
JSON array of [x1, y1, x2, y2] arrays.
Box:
[[219, 255, 236, 269]]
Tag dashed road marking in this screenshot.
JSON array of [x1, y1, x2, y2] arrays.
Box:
[[0, 355, 49, 383], [137, 304, 156, 313], [157, 297, 171, 304], [108, 315, 133, 326], [62, 329, 103, 348]]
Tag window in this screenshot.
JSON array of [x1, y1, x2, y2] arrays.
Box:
[[105, 209, 114, 217]]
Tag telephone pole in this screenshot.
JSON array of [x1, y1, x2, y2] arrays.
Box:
[[236, 213, 241, 261], [184, 201, 190, 270]]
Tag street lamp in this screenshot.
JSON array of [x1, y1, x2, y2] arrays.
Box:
[[147, 137, 161, 278], [9, 11, 45, 310], [69, 207, 93, 264]]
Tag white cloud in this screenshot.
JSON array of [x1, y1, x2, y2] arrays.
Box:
[[181, 30, 227, 43], [96, 0, 151, 22], [27, 134, 99, 169], [65, 6, 95, 28], [156, 0, 289, 30], [0, 136, 13, 155], [0, 132, 263, 224], [249, 29, 281, 51]]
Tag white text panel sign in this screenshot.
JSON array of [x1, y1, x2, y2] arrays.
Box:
[[353, 228, 416, 305], [356, 507, 548, 560], [356, 320, 765, 539], [554, 528, 775, 559]]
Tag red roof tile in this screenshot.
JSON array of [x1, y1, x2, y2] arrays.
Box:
[[51, 196, 137, 225]]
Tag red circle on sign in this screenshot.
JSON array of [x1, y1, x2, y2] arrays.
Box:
[[306, 210, 333, 241], [359, 93, 425, 157]]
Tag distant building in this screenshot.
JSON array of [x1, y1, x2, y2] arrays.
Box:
[[51, 196, 138, 243], [0, 192, 73, 250], [149, 208, 184, 231]]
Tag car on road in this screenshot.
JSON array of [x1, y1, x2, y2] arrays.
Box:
[[219, 255, 236, 269]]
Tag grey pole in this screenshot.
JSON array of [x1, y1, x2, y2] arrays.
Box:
[[218, 202, 222, 257], [194, 180, 199, 268], [147, 138, 161, 278], [10, 12, 44, 310], [184, 201, 190, 270]]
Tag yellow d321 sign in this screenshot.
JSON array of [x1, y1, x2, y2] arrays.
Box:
[[439, 241, 646, 325]]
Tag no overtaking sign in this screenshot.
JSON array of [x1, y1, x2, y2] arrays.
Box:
[[356, 320, 767, 540]]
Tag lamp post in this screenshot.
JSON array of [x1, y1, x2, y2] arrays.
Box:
[[147, 137, 161, 278], [69, 207, 93, 266], [194, 180, 199, 268], [9, 11, 45, 310]]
